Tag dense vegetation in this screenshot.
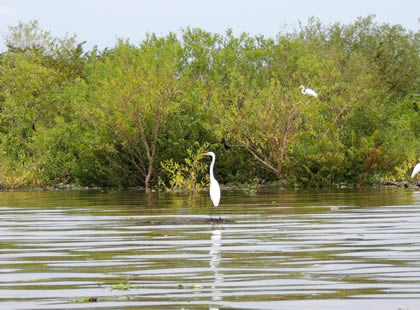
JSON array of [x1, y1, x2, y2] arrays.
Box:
[[0, 17, 419, 191]]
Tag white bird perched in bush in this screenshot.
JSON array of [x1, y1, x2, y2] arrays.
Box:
[[299, 85, 318, 98]]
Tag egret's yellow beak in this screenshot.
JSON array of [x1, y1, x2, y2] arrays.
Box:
[[200, 152, 209, 156]]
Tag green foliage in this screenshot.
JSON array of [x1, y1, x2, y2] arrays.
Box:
[[160, 142, 210, 192], [0, 156, 43, 189], [0, 18, 419, 190], [83, 36, 183, 191]]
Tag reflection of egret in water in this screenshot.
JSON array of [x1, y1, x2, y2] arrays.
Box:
[[209, 229, 223, 309], [412, 189, 420, 203]]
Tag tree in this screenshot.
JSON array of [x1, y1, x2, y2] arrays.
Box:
[[85, 35, 182, 191], [4, 20, 78, 56], [0, 21, 90, 187]]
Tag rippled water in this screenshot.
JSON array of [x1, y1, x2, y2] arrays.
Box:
[[1, 188, 420, 309]]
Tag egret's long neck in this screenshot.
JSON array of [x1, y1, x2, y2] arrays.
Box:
[[300, 86, 305, 94], [209, 154, 216, 181]]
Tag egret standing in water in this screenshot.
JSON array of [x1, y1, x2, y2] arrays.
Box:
[[201, 152, 221, 216], [299, 85, 318, 98], [412, 163, 420, 180]]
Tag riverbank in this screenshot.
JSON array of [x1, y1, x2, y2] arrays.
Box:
[[1, 179, 419, 193]]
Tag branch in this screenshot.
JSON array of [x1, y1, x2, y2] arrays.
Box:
[[234, 136, 277, 173]]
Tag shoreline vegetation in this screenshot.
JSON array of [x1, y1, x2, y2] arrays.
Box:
[[0, 179, 417, 193], [0, 17, 419, 192]]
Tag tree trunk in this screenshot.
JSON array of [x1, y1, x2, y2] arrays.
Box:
[[144, 162, 153, 192]]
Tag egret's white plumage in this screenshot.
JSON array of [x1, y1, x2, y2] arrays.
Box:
[[411, 163, 420, 179], [202, 151, 220, 207], [300, 85, 318, 98]]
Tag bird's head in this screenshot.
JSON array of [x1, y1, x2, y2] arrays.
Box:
[[200, 151, 215, 157], [299, 85, 305, 89]]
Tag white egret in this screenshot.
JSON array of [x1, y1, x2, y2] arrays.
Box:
[[201, 152, 221, 209], [411, 163, 420, 179], [299, 85, 318, 98]]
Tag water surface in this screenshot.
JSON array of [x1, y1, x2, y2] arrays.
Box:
[[1, 188, 420, 309]]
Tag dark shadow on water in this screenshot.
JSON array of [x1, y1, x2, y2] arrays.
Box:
[[135, 217, 235, 225]]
